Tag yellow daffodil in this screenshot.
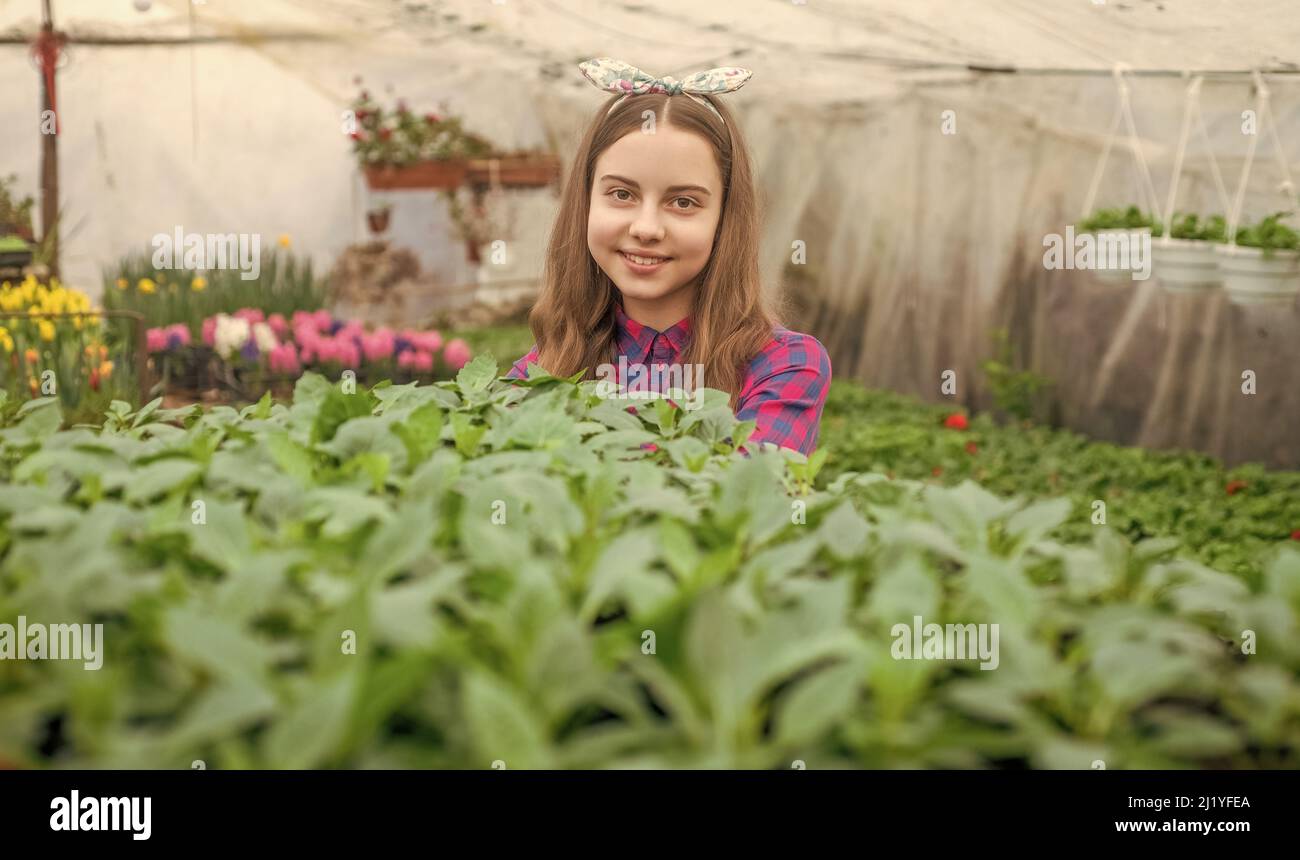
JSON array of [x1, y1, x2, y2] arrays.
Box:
[[100, 360, 114, 378], [138, 278, 157, 294], [38, 320, 55, 342], [116, 278, 128, 290], [191, 276, 207, 291], [278, 234, 292, 248], [0, 327, 12, 353]]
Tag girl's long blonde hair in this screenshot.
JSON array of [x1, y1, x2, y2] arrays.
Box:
[[527, 91, 784, 408]]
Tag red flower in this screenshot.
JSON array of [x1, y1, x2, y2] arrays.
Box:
[[932, 466, 943, 477], [1291, 530, 1300, 541], [640, 442, 658, 453], [1225, 480, 1248, 496], [89, 367, 100, 392], [349, 131, 363, 141], [965, 441, 978, 455], [355, 109, 370, 121], [425, 113, 441, 125], [625, 405, 638, 415], [944, 413, 968, 430], [378, 128, 392, 141]]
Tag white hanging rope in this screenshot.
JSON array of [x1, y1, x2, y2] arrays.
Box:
[[1080, 64, 1164, 224], [1160, 74, 1234, 241], [1258, 74, 1298, 204], [1159, 74, 1199, 242], [1223, 70, 1299, 242]]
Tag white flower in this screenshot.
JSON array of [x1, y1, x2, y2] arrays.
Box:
[[252, 321, 278, 354], [214, 314, 251, 358]]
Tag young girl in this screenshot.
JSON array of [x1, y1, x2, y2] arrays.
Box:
[[506, 58, 831, 456]]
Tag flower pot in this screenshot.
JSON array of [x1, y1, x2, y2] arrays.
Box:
[[1214, 244, 1300, 305], [1088, 227, 1151, 282], [466, 154, 561, 189], [1151, 237, 1221, 294], [363, 160, 469, 191], [366, 209, 391, 234]]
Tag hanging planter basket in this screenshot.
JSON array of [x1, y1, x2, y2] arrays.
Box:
[[1215, 244, 1300, 305], [1087, 226, 1151, 282], [363, 160, 469, 191], [1152, 237, 1222, 294]]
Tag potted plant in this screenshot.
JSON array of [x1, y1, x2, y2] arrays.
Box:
[[1076, 205, 1156, 282], [1215, 212, 1300, 305], [350, 84, 494, 191], [366, 203, 392, 235], [1151, 213, 1226, 294]]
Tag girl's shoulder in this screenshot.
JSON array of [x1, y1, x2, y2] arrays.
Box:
[[742, 325, 832, 388]]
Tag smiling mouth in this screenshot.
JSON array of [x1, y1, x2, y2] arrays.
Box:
[[620, 251, 672, 266]]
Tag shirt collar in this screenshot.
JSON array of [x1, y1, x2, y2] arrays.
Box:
[[613, 301, 692, 361]]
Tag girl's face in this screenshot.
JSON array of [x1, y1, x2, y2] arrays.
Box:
[[588, 124, 723, 316]]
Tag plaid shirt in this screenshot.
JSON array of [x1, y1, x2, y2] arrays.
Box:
[[506, 303, 832, 455]]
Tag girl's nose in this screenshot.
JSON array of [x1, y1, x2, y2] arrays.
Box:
[[629, 206, 665, 242]]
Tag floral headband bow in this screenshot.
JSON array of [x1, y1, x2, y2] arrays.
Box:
[[578, 57, 753, 125]]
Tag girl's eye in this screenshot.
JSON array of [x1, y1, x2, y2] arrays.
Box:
[[608, 189, 698, 210]]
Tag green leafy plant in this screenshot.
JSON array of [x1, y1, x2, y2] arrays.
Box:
[[1233, 212, 1300, 253], [2, 362, 1297, 770], [102, 245, 329, 335], [819, 382, 1300, 582], [1153, 213, 1227, 242], [979, 328, 1053, 423], [1078, 205, 1157, 232], [0, 175, 35, 241]]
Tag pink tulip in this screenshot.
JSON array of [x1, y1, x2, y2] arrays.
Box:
[[234, 307, 265, 324], [313, 309, 333, 331], [268, 313, 288, 337], [397, 351, 415, 370], [443, 338, 471, 370], [337, 341, 360, 369], [269, 343, 300, 374], [146, 327, 167, 353], [202, 316, 217, 347], [362, 330, 395, 362], [292, 310, 315, 331], [413, 350, 433, 373], [167, 323, 192, 348]]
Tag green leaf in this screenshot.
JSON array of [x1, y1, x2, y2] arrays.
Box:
[[457, 354, 499, 392], [263, 671, 358, 769], [463, 672, 553, 769]]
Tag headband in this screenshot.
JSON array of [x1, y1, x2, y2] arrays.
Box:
[[578, 57, 753, 126]]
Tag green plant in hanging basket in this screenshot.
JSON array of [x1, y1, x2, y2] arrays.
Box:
[[1233, 212, 1300, 253], [1078, 205, 1157, 232], [1153, 213, 1227, 242]]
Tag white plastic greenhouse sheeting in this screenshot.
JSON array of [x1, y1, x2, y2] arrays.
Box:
[[1, 0, 1298, 465]]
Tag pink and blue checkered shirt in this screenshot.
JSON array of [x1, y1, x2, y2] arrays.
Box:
[[506, 303, 832, 455]]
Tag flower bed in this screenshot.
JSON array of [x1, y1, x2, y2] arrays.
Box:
[[0, 363, 1296, 769], [0, 275, 138, 419], [818, 381, 1300, 580], [102, 241, 329, 334], [147, 308, 472, 402]]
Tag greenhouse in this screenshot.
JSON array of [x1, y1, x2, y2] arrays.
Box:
[[0, 0, 1298, 800]]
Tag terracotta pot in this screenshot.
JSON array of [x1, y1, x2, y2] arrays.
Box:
[[363, 160, 469, 191], [466, 154, 561, 189], [366, 209, 391, 234]]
